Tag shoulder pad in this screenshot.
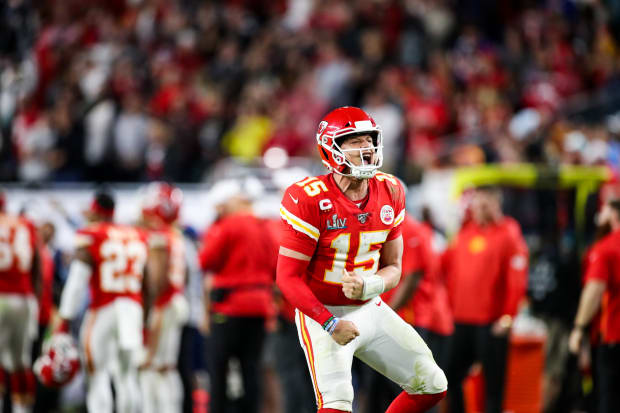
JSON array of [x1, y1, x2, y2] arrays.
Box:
[[375, 172, 405, 205], [290, 176, 330, 200], [375, 172, 400, 187]]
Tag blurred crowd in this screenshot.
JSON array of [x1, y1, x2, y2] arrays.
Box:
[[1, 0, 620, 184]]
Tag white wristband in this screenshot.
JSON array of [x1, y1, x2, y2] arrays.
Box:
[[360, 275, 385, 300]]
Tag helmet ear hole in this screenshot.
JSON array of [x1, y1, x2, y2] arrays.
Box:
[[321, 147, 330, 159]]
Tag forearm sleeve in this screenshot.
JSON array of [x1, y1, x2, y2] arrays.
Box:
[[58, 260, 92, 320], [276, 254, 333, 326]]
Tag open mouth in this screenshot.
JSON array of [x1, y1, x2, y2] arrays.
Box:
[[362, 153, 373, 165]]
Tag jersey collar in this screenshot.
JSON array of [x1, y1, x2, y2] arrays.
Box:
[[327, 173, 376, 212]]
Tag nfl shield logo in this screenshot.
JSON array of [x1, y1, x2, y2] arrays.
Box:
[[357, 213, 369, 224]]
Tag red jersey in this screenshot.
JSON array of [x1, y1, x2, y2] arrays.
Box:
[[75, 222, 148, 309], [148, 226, 186, 308], [0, 214, 38, 295], [584, 229, 620, 343], [279, 172, 406, 306], [199, 213, 277, 318], [266, 218, 297, 323], [381, 216, 453, 335], [446, 217, 528, 325]]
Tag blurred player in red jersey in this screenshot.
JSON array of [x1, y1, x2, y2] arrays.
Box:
[[276, 107, 447, 413], [0, 190, 41, 413], [569, 199, 620, 413], [384, 214, 453, 362], [366, 212, 453, 413], [444, 187, 528, 413], [138, 182, 189, 413], [198, 178, 277, 413], [56, 191, 148, 413]]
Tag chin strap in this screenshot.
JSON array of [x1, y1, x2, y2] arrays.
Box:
[[332, 165, 378, 179]]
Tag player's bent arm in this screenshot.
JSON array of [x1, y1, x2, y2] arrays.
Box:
[[376, 235, 404, 292], [574, 279, 606, 330], [276, 246, 335, 328], [569, 279, 606, 354], [278, 247, 359, 345], [145, 246, 169, 313], [343, 235, 404, 301], [57, 248, 94, 329]]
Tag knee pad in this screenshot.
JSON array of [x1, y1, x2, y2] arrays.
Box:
[[404, 358, 448, 394], [428, 366, 448, 393]]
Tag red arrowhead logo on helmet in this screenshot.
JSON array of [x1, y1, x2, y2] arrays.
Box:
[[316, 106, 383, 179], [141, 182, 183, 225]]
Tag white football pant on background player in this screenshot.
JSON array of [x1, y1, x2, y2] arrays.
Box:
[[140, 294, 189, 413]]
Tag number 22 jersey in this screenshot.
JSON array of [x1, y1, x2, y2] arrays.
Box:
[[75, 222, 148, 309], [279, 172, 406, 306]]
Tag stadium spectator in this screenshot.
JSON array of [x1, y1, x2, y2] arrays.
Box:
[[112, 91, 148, 181], [444, 186, 529, 413], [569, 199, 620, 413], [0, 1, 618, 182], [11, 98, 56, 183]]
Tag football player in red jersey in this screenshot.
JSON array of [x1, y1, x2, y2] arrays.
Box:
[[56, 191, 148, 413], [0, 190, 41, 413], [276, 107, 447, 413], [569, 199, 620, 413], [138, 182, 189, 413]]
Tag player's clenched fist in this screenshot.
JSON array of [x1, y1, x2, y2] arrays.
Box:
[[342, 270, 364, 300], [331, 319, 360, 345]]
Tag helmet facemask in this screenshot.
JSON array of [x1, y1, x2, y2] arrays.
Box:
[[327, 130, 383, 179]]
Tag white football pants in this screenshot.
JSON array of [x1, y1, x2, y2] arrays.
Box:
[[295, 296, 447, 412], [80, 298, 143, 413], [140, 293, 189, 413], [0, 294, 38, 372]]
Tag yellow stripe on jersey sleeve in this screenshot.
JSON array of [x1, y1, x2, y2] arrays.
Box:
[[394, 209, 405, 227], [279, 204, 320, 241]]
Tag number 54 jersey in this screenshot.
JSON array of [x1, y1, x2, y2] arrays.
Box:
[[75, 222, 148, 309], [279, 172, 406, 306]]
